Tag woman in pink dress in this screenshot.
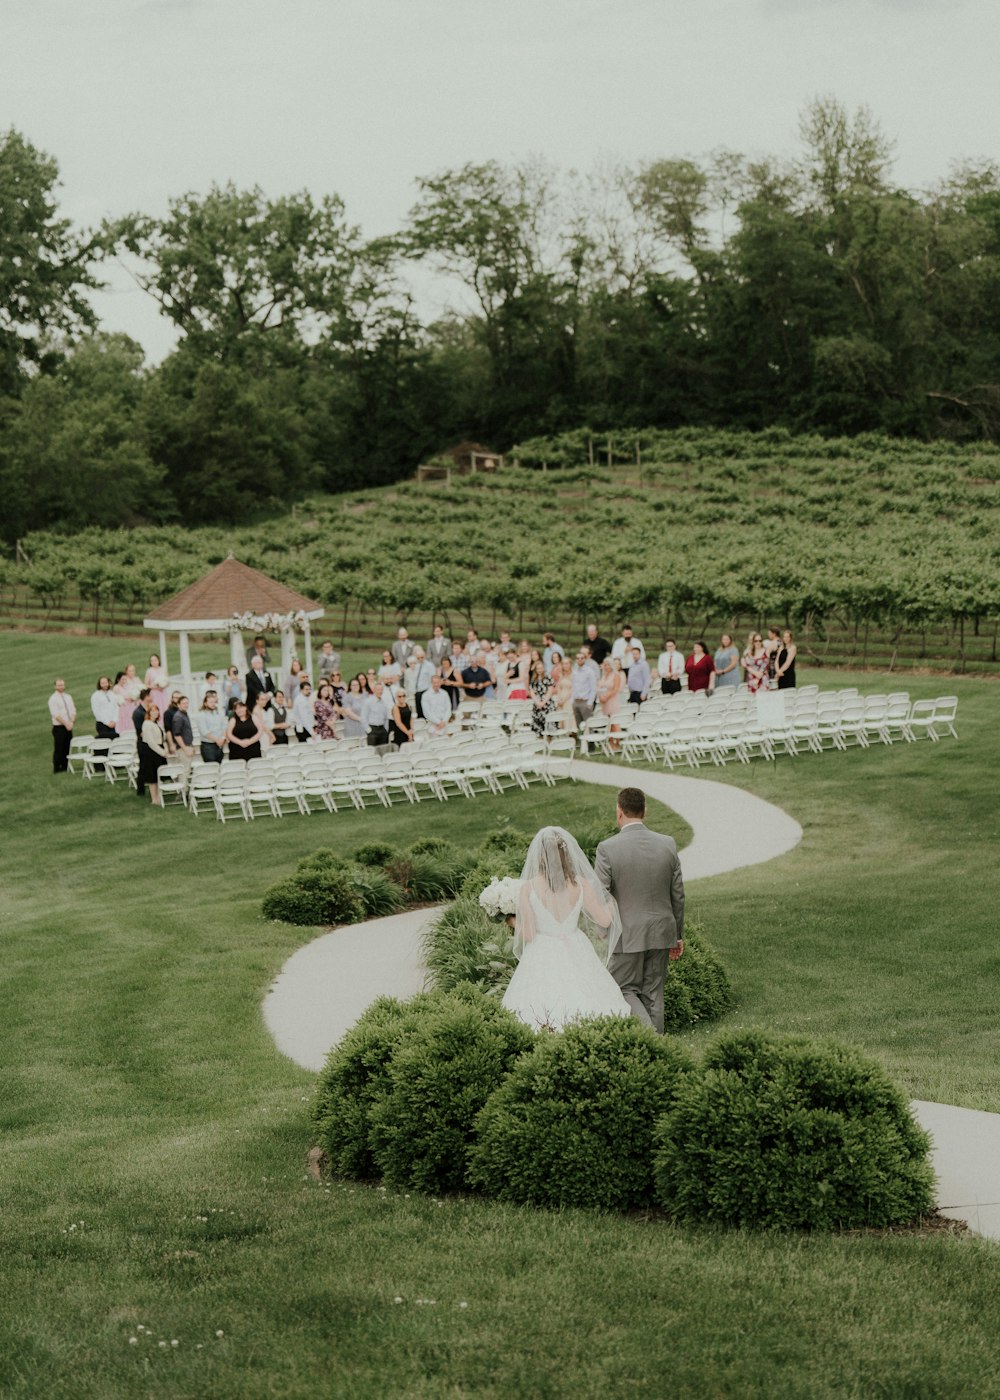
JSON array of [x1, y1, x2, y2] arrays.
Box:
[[597, 657, 625, 750], [115, 664, 142, 734], [742, 633, 770, 693], [145, 654, 169, 714]]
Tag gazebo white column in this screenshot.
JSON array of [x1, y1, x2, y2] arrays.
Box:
[[280, 628, 294, 683], [158, 630, 169, 674], [178, 631, 193, 684], [303, 618, 314, 683], [230, 630, 244, 671]]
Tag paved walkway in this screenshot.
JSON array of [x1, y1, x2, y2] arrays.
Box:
[[262, 762, 999, 1241]]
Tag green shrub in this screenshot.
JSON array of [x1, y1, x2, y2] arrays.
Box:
[[459, 853, 521, 900], [404, 852, 468, 901], [470, 1017, 694, 1210], [653, 1031, 936, 1230], [477, 827, 530, 864], [353, 841, 401, 868], [661, 928, 735, 1032], [313, 992, 463, 1178], [571, 821, 615, 864], [368, 998, 535, 1193], [295, 848, 347, 875], [408, 836, 453, 856], [422, 898, 517, 994], [346, 865, 407, 918], [262, 867, 365, 926]]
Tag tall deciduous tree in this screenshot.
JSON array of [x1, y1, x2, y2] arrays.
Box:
[[0, 129, 105, 394]]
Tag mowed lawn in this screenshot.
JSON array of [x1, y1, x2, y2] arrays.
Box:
[[2, 633, 999, 1400]]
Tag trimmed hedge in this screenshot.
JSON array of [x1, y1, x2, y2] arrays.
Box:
[[368, 997, 536, 1193], [262, 868, 364, 927], [653, 1031, 936, 1230], [469, 1017, 693, 1210], [312, 988, 481, 1178]]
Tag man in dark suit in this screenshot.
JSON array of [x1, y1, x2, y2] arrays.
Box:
[[132, 688, 151, 796], [245, 654, 276, 705], [594, 786, 685, 1034]]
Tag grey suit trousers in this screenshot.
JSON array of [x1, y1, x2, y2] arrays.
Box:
[[607, 946, 669, 1035]]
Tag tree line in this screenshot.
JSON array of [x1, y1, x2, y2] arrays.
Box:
[[4, 97, 1000, 541]]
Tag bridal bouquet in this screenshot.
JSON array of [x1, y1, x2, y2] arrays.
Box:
[[478, 877, 521, 922]]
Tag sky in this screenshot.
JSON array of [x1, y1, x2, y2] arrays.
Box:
[[4, 0, 999, 362]]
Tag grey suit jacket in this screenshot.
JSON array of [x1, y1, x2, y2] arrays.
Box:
[[595, 823, 684, 954]]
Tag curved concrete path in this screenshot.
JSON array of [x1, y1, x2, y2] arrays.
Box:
[[263, 760, 803, 1071], [262, 763, 1000, 1241]]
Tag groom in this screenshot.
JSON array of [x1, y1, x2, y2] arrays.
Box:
[[594, 787, 685, 1035]]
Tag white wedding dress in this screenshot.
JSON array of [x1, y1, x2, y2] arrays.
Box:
[[502, 888, 630, 1032]]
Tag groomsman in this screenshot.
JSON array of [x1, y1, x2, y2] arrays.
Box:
[[656, 640, 685, 695], [427, 625, 451, 668], [48, 678, 76, 773]]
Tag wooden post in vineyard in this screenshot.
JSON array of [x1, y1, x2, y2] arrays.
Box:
[[587, 436, 594, 467]]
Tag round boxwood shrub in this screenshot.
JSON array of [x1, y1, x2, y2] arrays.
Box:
[[346, 865, 407, 918], [353, 841, 401, 869], [469, 1017, 694, 1210], [477, 827, 530, 864], [662, 928, 735, 1032], [408, 836, 454, 857], [262, 867, 365, 926], [368, 998, 535, 1194], [421, 898, 516, 994], [313, 992, 464, 1178], [653, 1031, 936, 1230], [295, 848, 347, 876]]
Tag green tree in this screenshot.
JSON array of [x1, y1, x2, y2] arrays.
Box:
[[0, 129, 105, 393]]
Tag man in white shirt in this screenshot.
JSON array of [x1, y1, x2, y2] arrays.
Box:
[[292, 681, 315, 742], [90, 676, 118, 739], [656, 639, 685, 695], [407, 648, 436, 718], [48, 678, 76, 772], [611, 625, 645, 665], [360, 682, 395, 747], [421, 675, 452, 735]]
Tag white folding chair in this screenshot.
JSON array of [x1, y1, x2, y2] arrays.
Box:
[[157, 762, 189, 806], [214, 765, 250, 822], [188, 764, 221, 815]]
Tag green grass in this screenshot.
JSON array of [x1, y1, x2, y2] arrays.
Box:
[[2, 633, 999, 1399]]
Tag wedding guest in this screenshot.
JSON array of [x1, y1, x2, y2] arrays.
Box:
[[313, 682, 339, 741], [570, 647, 598, 729], [542, 633, 562, 676], [292, 680, 315, 742], [48, 677, 76, 773], [656, 640, 684, 695], [162, 691, 182, 755], [270, 690, 291, 744], [465, 628, 482, 659], [685, 641, 715, 694], [478, 640, 498, 698], [742, 633, 770, 693], [449, 639, 469, 674], [460, 655, 491, 701], [529, 658, 555, 737], [225, 700, 262, 761], [285, 657, 305, 705], [421, 674, 452, 736], [144, 654, 168, 713], [392, 627, 414, 670], [328, 671, 346, 707], [171, 695, 196, 763], [551, 657, 573, 714], [626, 646, 651, 705], [360, 681, 394, 747], [354, 671, 370, 695], [378, 649, 402, 686], [408, 647, 435, 718], [611, 624, 645, 664], [318, 641, 341, 680], [390, 688, 415, 745], [116, 663, 141, 734], [90, 676, 118, 740], [339, 679, 367, 738], [583, 623, 611, 666], [507, 641, 532, 700], [598, 658, 625, 750], [252, 690, 276, 747], [139, 703, 168, 805], [132, 689, 151, 795], [439, 656, 462, 710], [196, 690, 227, 762], [775, 630, 798, 689], [713, 633, 741, 690], [427, 625, 451, 668], [497, 630, 516, 656], [763, 627, 781, 683], [222, 665, 244, 707], [245, 635, 269, 668], [245, 654, 276, 705]]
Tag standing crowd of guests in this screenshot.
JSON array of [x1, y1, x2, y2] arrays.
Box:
[[47, 625, 799, 800]]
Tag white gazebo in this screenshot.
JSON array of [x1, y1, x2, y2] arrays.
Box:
[[143, 556, 325, 686]]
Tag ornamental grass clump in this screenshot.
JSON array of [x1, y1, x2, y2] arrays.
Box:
[[421, 899, 517, 994], [653, 1031, 936, 1230], [312, 990, 472, 1179], [469, 1017, 694, 1211], [368, 998, 535, 1194], [346, 865, 407, 918]]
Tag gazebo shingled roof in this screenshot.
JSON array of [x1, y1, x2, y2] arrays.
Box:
[[144, 557, 322, 625]]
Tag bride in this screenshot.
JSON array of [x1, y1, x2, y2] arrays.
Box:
[[502, 826, 630, 1031]]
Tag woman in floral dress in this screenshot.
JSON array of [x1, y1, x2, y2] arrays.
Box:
[[742, 632, 770, 693], [313, 682, 339, 741], [529, 658, 555, 737]]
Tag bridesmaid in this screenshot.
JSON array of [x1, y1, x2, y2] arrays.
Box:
[[145, 653, 169, 714], [116, 664, 141, 735]]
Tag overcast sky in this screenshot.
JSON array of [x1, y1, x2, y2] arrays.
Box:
[[4, 0, 998, 361]]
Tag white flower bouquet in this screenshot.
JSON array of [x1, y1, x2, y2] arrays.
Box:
[[478, 877, 522, 922]]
